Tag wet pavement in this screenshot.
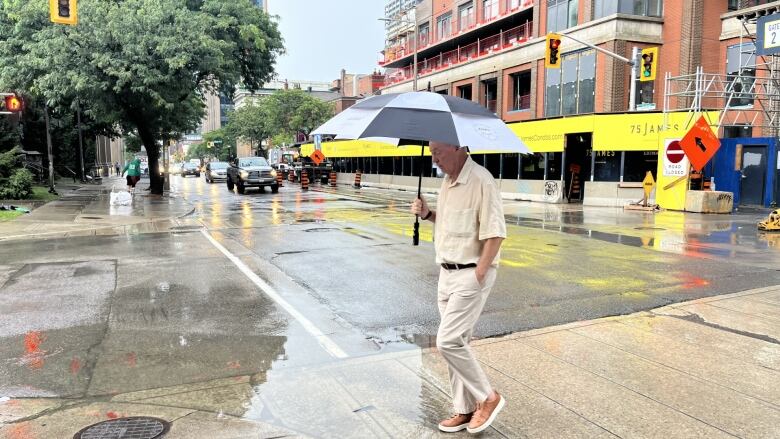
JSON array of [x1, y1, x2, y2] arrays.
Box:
[[1, 175, 779, 438]]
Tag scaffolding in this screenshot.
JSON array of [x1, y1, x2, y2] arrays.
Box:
[[663, 6, 780, 137]]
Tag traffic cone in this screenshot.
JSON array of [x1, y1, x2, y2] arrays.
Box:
[[354, 170, 362, 188], [301, 170, 309, 191], [276, 171, 283, 187], [329, 171, 337, 187], [288, 169, 295, 183]]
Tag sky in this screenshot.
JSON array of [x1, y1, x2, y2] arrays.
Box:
[[267, 1, 387, 83]]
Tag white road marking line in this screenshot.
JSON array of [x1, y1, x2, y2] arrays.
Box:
[[200, 230, 349, 359]]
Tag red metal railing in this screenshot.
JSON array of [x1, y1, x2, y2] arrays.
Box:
[[513, 94, 531, 110], [383, 21, 533, 86], [379, 1, 534, 65]]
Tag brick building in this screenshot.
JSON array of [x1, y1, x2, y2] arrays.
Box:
[[338, 0, 778, 208]]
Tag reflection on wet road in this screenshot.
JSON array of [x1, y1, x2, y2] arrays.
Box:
[[1, 175, 779, 437]]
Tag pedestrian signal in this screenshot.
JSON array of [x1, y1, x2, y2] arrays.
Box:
[[50, 0, 78, 26], [640, 47, 658, 82], [4, 95, 23, 113], [545, 33, 562, 68]]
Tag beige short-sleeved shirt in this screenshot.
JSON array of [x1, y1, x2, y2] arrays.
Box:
[[434, 155, 506, 265]]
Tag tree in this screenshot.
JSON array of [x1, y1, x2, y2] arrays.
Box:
[[185, 142, 209, 162], [202, 128, 235, 161], [264, 89, 334, 139], [225, 102, 272, 157], [0, 0, 284, 194]]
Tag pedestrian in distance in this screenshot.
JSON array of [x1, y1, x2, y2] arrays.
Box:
[[114, 161, 120, 176], [122, 157, 142, 193], [411, 141, 507, 434]]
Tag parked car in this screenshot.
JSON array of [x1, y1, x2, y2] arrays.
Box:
[[205, 161, 229, 183], [226, 157, 278, 194], [181, 162, 201, 177]]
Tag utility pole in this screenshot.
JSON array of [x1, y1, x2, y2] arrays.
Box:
[[76, 100, 85, 182], [44, 108, 57, 194]]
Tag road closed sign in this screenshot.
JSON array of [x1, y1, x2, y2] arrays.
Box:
[[663, 139, 689, 177]]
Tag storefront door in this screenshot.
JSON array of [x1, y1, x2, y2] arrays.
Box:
[[740, 145, 767, 206], [564, 133, 592, 202]]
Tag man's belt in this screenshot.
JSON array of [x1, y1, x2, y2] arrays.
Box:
[[441, 263, 477, 270]]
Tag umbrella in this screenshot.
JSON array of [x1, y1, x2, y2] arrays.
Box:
[[312, 91, 530, 245]]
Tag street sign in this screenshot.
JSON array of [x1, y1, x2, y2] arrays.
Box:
[[310, 149, 325, 165], [643, 171, 655, 199], [663, 139, 689, 177], [313, 134, 322, 151], [679, 116, 720, 172], [757, 12, 780, 55]]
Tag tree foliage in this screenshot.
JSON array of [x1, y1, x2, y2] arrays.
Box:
[[224, 101, 271, 156], [263, 89, 334, 138], [0, 0, 284, 194]]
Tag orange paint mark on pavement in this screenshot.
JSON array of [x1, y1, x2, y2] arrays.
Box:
[[70, 357, 82, 375], [7, 422, 33, 439], [125, 352, 137, 367], [227, 361, 241, 370], [22, 331, 46, 370], [106, 411, 119, 419]]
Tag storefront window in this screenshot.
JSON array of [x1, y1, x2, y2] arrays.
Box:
[[623, 151, 658, 182], [521, 153, 546, 179], [547, 152, 563, 180], [485, 153, 501, 178], [503, 153, 520, 179], [545, 68, 561, 117], [594, 0, 662, 18], [592, 150, 621, 182], [379, 157, 393, 174]]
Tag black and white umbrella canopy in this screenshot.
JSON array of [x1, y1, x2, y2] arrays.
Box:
[[313, 92, 530, 154]]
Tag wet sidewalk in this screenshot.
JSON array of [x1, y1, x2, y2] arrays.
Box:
[[2, 285, 778, 438], [0, 178, 194, 241]]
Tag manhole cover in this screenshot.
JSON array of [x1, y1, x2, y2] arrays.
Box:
[[73, 417, 170, 439], [634, 226, 666, 231]]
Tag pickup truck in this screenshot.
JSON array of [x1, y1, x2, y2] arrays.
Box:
[[226, 156, 279, 194]]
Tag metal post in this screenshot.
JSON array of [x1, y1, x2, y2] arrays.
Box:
[[76, 100, 86, 182], [44, 108, 57, 194], [629, 46, 639, 111], [413, 22, 418, 92]]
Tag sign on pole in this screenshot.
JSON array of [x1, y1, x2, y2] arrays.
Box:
[[663, 139, 689, 177], [757, 12, 780, 55], [310, 149, 325, 166], [679, 116, 721, 171], [642, 171, 655, 206]]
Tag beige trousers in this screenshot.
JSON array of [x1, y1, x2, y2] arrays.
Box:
[[436, 266, 497, 413]]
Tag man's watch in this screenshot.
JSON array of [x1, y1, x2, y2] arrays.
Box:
[[422, 210, 433, 220]]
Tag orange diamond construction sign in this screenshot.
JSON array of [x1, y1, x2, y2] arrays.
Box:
[[679, 116, 720, 171]]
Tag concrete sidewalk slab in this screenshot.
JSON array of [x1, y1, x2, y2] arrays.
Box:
[[3, 286, 779, 438]]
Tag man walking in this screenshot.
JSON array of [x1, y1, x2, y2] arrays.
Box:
[[411, 141, 506, 434], [122, 157, 142, 193]]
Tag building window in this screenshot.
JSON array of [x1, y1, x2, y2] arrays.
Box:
[[634, 81, 655, 109], [459, 2, 475, 31], [482, 78, 498, 113], [510, 71, 531, 111], [521, 153, 546, 179], [503, 153, 520, 179], [547, 152, 563, 180], [437, 13, 452, 41], [547, 0, 577, 33], [594, 0, 663, 19], [727, 43, 756, 107], [723, 125, 753, 138], [483, 0, 500, 21], [591, 150, 621, 181], [623, 151, 658, 182], [507, 0, 523, 11], [485, 153, 501, 178], [546, 49, 595, 117], [458, 84, 473, 100], [419, 23, 430, 47], [728, 0, 771, 10]]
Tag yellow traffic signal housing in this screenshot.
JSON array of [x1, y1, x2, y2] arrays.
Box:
[[4, 95, 23, 112], [50, 0, 78, 26], [640, 47, 658, 82], [545, 33, 562, 69]]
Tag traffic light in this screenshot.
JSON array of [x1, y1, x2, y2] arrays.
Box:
[[545, 33, 562, 68], [640, 47, 658, 82], [50, 0, 78, 26], [4, 95, 23, 113]]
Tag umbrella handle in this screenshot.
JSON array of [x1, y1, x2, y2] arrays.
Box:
[[413, 143, 425, 246], [413, 216, 420, 246]]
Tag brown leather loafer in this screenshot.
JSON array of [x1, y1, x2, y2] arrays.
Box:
[[467, 393, 505, 434]]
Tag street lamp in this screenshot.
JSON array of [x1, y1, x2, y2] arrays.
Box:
[[379, 16, 418, 92]]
